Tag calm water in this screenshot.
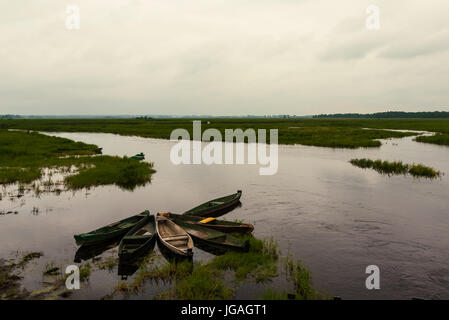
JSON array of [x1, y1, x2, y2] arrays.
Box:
[[1, 132, 449, 299]]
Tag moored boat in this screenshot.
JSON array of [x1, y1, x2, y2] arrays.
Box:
[[118, 214, 156, 262], [183, 190, 242, 217], [156, 213, 193, 257], [171, 218, 249, 252], [130, 152, 145, 160], [165, 212, 253, 233], [74, 211, 149, 246]]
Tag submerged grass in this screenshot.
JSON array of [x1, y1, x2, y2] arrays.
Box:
[[159, 263, 233, 300], [350, 158, 441, 178], [0, 130, 155, 189], [110, 235, 321, 300], [210, 236, 279, 282]]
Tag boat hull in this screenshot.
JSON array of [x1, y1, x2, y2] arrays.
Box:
[[174, 220, 249, 252], [74, 211, 149, 246], [118, 215, 156, 262], [184, 190, 242, 217], [168, 213, 254, 234]]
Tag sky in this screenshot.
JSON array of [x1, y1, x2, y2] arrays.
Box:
[[1, 0, 449, 116]]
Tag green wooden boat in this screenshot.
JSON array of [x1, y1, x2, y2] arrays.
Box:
[[118, 215, 156, 262], [165, 212, 254, 234], [184, 190, 242, 217], [130, 152, 145, 160], [74, 211, 149, 246], [173, 219, 249, 252]]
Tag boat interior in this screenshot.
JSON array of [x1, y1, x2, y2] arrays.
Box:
[[158, 218, 191, 250]]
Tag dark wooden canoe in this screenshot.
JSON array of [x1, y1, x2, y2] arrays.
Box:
[[166, 212, 253, 234], [173, 219, 249, 252], [156, 213, 194, 257], [131, 153, 145, 160], [74, 211, 149, 246], [183, 190, 242, 217], [118, 215, 156, 262]]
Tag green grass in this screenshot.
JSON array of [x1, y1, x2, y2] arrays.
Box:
[[210, 236, 279, 282], [349, 159, 409, 175], [0, 130, 155, 189], [110, 235, 321, 300], [350, 158, 441, 178], [285, 257, 322, 300], [415, 133, 449, 146], [408, 164, 441, 178], [0, 118, 427, 148], [166, 264, 233, 300]]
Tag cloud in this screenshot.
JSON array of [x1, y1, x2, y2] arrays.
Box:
[[379, 30, 449, 59], [0, 1, 448, 115]]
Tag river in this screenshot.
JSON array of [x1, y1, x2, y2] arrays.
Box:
[[1, 131, 449, 299]]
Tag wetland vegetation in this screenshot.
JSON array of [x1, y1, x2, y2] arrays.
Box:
[[0, 236, 321, 300], [1, 118, 438, 148], [0, 130, 155, 190], [350, 158, 441, 178], [110, 235, 322, 300]]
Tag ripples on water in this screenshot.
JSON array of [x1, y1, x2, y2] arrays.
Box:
[[1, 132, 449, 299]]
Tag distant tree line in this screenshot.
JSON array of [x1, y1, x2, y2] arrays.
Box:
[[0, 114, 22, 119], [313, 111, 449, 119]]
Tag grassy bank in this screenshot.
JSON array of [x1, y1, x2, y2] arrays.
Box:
[[415, 133, 449, 146], [350, 158, 441, 178], [0, 130, 155, 189], [111, 236, 322, 300], [0, 118, 428, 148]]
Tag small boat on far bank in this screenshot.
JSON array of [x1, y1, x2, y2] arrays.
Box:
[[165, 212, 254, 234], [130, 152, 145, 160], [118, 214, 156, 262], [156, 213, 193, 257], [74, 211, 149, 246], [183, 190, 242, 217]]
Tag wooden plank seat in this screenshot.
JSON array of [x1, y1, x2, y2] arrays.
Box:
[[165, 235, 190, 241]]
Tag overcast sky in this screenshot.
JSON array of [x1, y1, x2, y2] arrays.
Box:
[[1, 0, 449, 115]]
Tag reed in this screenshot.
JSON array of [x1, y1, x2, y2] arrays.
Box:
[[350, 158, 441, 178], [0, 130, 155, 189]]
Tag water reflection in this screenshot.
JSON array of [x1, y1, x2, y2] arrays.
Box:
[[74, 237, 122, 263], [2, 131, 449, 299]]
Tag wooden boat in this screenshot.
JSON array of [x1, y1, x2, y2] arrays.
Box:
[[165, 212, 253, 234], [156, 213, 193, 257], [171, 218, 249, 252], [74, 211, 149, 246], [130, 152, 145, 160], [183, 190, 242, 217], [118, 215, 156, 262]]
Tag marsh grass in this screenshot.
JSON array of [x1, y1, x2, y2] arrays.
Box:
[[415, 133, 449, 146], [350, 159, 409, 175], [285, 256, 322, 300], [0, 118, 421, 148], [166, 264, 233, 300], [210, 236, 279, 282], [350, 158, 441, 178], [0, 130, 155, 189], [95, 256, 118, 271], [106, 234, 319, 299], [1, 251, 44, 299], [408, 164, 440, 178], [259, 257, 323, 300]]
